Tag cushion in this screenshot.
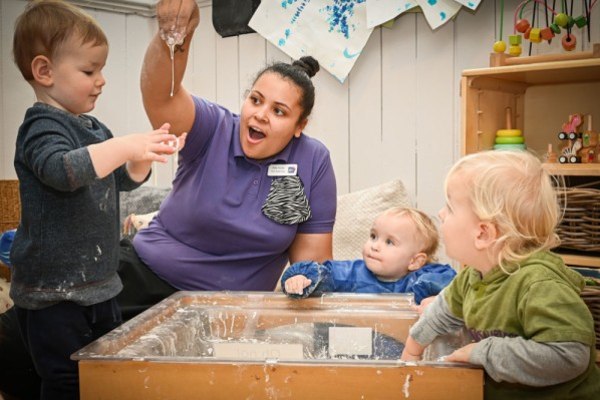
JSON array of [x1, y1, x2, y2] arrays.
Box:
[[333, 180, 412, 260]]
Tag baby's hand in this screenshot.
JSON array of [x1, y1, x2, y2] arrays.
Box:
[[284, 275, 312, 295], [444, 343, 476, 363]]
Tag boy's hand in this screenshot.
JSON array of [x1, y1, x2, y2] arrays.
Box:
[[444, 343, 475, 363], [124, 123, 183, 163], [89, 123, 183, 180], [284, 275, 312, 295]]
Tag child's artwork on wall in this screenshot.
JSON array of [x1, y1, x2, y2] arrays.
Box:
[[249, 0, 373, 83], [367, 0, 481, 30], [249, 1, 482, 82]]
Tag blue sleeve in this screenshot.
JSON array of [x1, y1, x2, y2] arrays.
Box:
[[281, 260, 335, 298], [326, 259, 368, 292], [411, 264, 457, 304]]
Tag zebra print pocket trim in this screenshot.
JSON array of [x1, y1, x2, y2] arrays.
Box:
[[261, 176, 312, 225]]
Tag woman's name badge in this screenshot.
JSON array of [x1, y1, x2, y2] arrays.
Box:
[[268, 164, 298, 177]]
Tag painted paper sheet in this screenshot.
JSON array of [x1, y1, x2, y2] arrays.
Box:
[[249, 0, 374, 83], [367, 0, 482, 29], [454, 0, 482, 11], [417, 0, 462, 30], [367, 0, 418, 28]]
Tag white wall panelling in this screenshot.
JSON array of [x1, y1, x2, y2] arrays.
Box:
[[2, 0, 600, 229]]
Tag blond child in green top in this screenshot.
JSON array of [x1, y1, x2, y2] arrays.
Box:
[[401, 150, 600, 399]]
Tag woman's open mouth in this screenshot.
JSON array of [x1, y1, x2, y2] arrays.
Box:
[[248, 126, 266, 143]]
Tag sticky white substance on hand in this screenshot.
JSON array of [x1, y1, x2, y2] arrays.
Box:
[[161, 30, 185, 97], [167, 137, 179, 150]]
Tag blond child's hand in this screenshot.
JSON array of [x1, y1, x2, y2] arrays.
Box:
[[413, 295, 436, 315], [284, 275, 312, 295], [400, 336, 425, 362], [400, 348, 422, 362], [444, 342, 476, 363]]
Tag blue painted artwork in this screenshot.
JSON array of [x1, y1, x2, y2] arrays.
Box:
[[249, 0, 374, 82], [322, 0, 367, 39], [367, 0, 482, 30], [250, 0, 482, 82]]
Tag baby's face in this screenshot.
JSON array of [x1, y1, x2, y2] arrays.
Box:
[[362, 214, 423, 281]]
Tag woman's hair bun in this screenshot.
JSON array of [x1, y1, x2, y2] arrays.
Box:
[[292, 56, 320, 78]]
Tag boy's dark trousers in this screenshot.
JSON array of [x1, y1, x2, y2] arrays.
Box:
[[0, 240, 175, 399], [14, 298, 121, 400]]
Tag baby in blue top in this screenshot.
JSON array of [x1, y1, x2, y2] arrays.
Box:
[[281, 206, 456, 304]]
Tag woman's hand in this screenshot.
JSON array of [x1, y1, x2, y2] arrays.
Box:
[[156, 0, 200, 40], [284, 275, 312, 295], [142, 1, 198, 136]]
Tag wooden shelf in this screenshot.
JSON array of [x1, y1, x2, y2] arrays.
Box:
[[543, 163, 600, 176], [463, 58, 600, 87], [561, 254, 600, 269], [462, 53, 600, 273]]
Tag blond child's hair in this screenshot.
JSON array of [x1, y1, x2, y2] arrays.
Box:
[[446, 150, 561, 274], [13, 0, 108, 81], [380, 206, 439, 263]]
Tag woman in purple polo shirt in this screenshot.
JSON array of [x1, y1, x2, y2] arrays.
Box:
[[116, 0, 337, 320]]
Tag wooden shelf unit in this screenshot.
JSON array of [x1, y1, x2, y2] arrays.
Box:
[[461, 57, 600, 269]]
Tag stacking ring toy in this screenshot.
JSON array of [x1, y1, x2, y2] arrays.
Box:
[[496, 129, 523, 137], [495, 136, 525, 144], [493, 143, 527, 150]]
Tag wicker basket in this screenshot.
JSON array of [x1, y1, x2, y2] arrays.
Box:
[[580, 283, 600, 350], [0, 180, 20, 281], [556, 187, 600, 252], [0, 180, 20, 233]]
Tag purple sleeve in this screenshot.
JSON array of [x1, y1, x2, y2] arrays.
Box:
[[298, 149, 336, 234], [178, 96, 233, 164]]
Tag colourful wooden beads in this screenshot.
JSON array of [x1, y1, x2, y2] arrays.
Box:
[[562, 33, 577, 51], [509, 16, 587, 52], [493, 40, 507, 53], [508, 35, 522, 56]]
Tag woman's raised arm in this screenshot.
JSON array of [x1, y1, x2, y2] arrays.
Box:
[[141, 0, 199, 135]]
